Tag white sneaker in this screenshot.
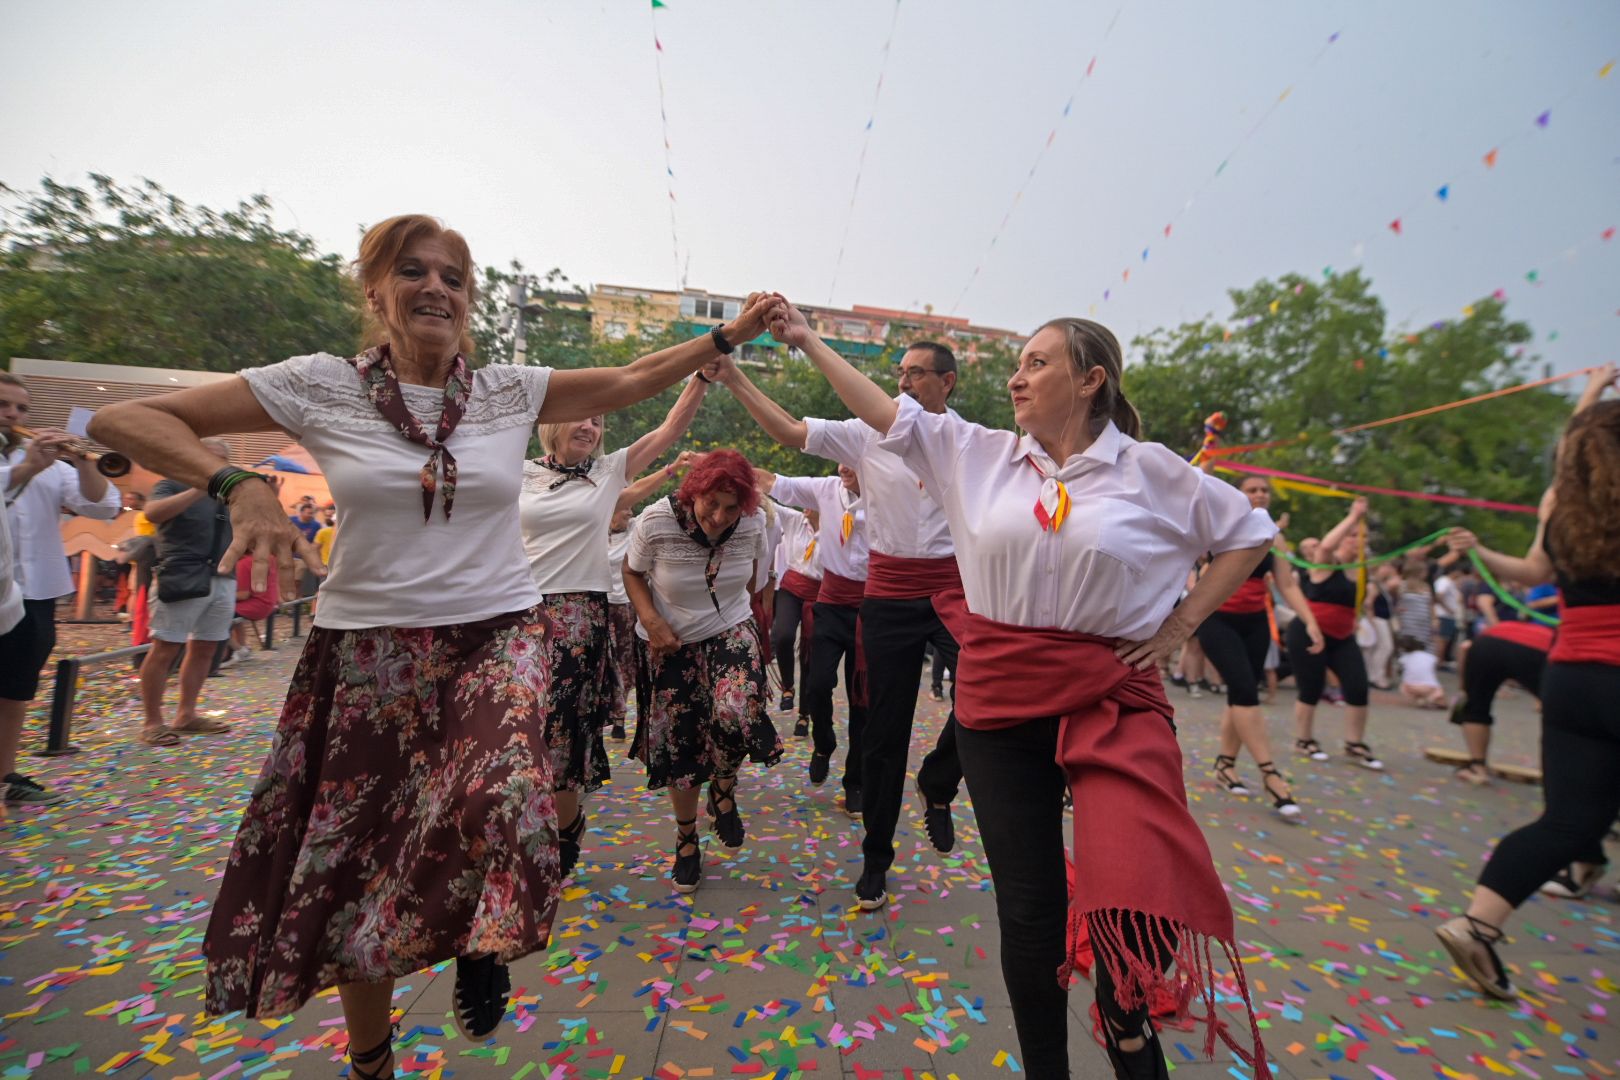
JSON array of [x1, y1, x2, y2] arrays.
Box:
[[232, 646, 253, 662]]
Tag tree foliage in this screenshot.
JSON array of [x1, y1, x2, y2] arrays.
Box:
[[1127, 270, 1567, 551], [0, 175, 359, 371]]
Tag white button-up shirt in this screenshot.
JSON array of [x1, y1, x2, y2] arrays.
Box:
[[803, 400, 954, 559], [772, 503, 822, 581], [878, 396, 1275, 640], [3, 450, 123, 601], [0, 461, 22, 634], [770, 474, 868, 582]]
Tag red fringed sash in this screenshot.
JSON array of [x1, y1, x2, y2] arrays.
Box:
[[933, 589, 1271, 1078], [1549, 603, 1620, 665]]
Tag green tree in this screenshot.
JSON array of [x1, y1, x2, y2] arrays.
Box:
[[0, 175, 360, 371], [1128, 270, 1567, 551]]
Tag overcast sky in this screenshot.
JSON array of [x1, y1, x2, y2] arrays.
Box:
[[3, 1, 1616, 375]]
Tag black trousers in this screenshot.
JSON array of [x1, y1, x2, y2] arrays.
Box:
[[959, 716, 1167, 1079], [771, 590, 808, 693], [1455, 636, 1546, 726], [1195, 609, 1270, 708], [859, 596, 963, 874], [805, 601, 866, 793], [1478, 661, 1619, 904], [1286, 620, 1369, 707]]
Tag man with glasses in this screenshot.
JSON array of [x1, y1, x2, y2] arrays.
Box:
[[716, 342, 964, 912]]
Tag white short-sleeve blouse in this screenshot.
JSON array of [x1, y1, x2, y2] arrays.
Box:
[[240, 353, 551, 630]]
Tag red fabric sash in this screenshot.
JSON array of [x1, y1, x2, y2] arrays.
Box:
[[1308, 600, 1358, 640], [1482, 620, 1555, 652], [932, 589, 1271, 1078], [1219, 577, 1268, 615], [818, 570, 867, 608], [864, 553, 961, 600], [781, 569, 822, 603], [1548, 604, 1620, 665]]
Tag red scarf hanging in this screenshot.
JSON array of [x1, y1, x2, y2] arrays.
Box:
[[349, 345, 470, 522], [933, 588, 1271, 1078]]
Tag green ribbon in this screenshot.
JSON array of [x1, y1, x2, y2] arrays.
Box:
[[1466, 549, 1561, 627], [1276, 528, 1450, 571], [1278, 527, 1561, 627]]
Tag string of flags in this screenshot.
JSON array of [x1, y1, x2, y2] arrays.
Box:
[[650, 0, 683, 285], [828, 0, 903, 304], [949, 2, 1130, 315], [1090, 28, 1343, 309]]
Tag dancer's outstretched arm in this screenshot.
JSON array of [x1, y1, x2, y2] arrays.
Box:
[[1318, 496, 1367, 555], [624, 371, 713, 477], [764, 298, 898, 434]]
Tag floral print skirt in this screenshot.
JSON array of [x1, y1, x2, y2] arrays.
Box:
[[632, 617, 782, 790], [203, 606, 561, 1019], [606, 601, 638, 730], [538, 591, 612, 792]]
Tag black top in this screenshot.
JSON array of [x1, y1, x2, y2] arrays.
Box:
[[1247, 551, 1275, 580], [1300, 568, 1356, 609], [1544, 527, 1620, 607]]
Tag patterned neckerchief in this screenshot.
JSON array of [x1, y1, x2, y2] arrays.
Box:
[[348, 344, 470, 522], [536, 455, 598, 491], [671, 494, 739, 614]]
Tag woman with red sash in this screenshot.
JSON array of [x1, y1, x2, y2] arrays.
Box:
[[1437, 365, 1620, 998], [769, 502, 822, 734], [762, 466, 869, 817], [1287, 497, 1384, 770], [759, 298, 1277, 1080], [1194, 475, 1323, 818]]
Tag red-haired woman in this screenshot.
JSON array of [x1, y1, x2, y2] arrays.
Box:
[[89, 215, 776, 1076], [1437, 364, 1620, 1000], [623, 449, 783, 894]]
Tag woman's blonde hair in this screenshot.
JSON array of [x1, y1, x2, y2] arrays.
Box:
[[537, 419, 604, 459], [1547, 400, 1620, 580], [354, 215, 477, 357], [1034, 318, 1142, 438]]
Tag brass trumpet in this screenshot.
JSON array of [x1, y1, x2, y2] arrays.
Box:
[[13, 425, 133, 478]]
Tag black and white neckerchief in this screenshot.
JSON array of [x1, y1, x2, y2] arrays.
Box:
[[537, 455, 597, 491], [671, 494, 739, 614]]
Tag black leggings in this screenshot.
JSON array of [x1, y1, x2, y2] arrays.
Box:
[[1478, 662, 1619, 905], [804, 601, 866, 793], [1195, 609, 1269, 707], [959, 716, 1171, 1078], [1286, 619, 1369, 708], [771, 590, 808, 692], [1455, 636, 1545, 726]]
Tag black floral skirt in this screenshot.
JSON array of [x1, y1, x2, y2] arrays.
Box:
[[204, 606, 561, 1018], [632, 618, 782, 790], [606, 600, 638, 729], [538, 591, 612, 793]]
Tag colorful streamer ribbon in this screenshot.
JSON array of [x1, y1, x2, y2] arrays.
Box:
[[1209, 367, 1594, 459], [1467, 549, 1561, 627], [1222, 462, 1538, 514], [1279, 528, 1449, 572], [1187, 411, 1227, 466]]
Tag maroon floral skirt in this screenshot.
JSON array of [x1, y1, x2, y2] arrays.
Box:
[[538, 591, 611, 792], [203, 606, 562, 1019], [632, 618, 782, 790], [606, 601, 638, 729]]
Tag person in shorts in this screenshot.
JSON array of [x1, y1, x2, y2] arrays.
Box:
[[137, 439, 237, 746]]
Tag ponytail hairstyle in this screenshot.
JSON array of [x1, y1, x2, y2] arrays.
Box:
[[1546, 399, 1620, 580], [1035, 318, 1142, 439]]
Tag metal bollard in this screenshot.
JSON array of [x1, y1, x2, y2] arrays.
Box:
[[43, 659, 82, 756]]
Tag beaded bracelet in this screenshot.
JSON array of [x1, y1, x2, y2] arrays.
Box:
[[206, 467, 270, 502]]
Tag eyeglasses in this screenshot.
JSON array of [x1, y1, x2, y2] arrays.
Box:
[[896, 366, 939, 380]]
